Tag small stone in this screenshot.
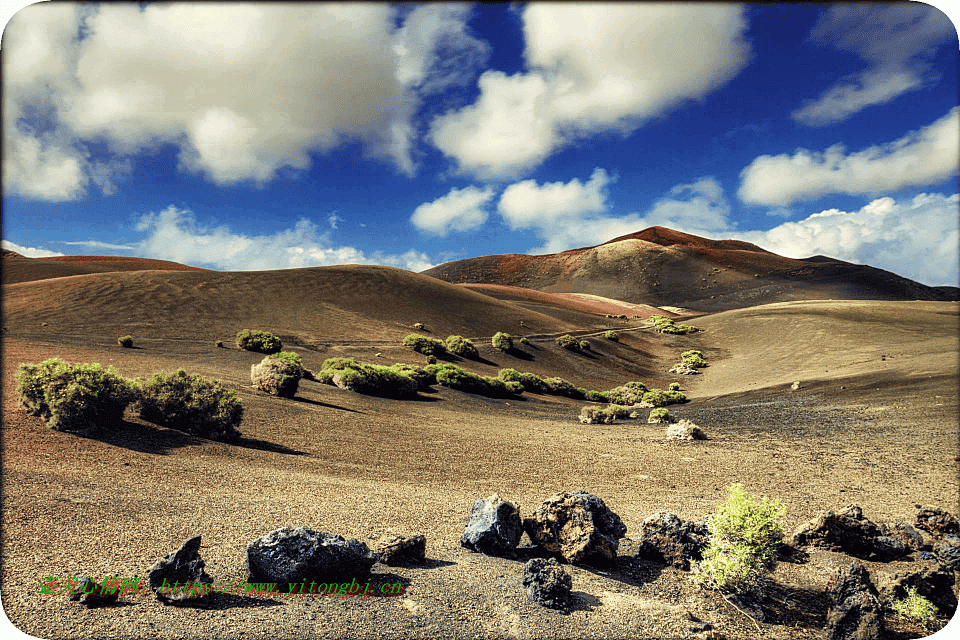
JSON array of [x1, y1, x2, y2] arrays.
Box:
[[916, 506, 960, 537], [521, 557, 572, 611], [375, 534, 426, 566], [934, 534, 960, 573], [147, 536, 213, 604]]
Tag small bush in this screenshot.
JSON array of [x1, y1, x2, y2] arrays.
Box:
[[436, 366, 522, 398], [445, 335, 479, 359], [583, 390, 609, 403], [136, 370, 243, 441], [603, 381, 648, 405], [580, 405, 615, 424], [118, 335, 133, 348], [426, 355, 437, 364], [543, 376, 584, 399], [695, 483, 785, 593], [891, 586, 937, 626], [251, 355, 302, 398], [499, 368, 546, 393], [403, 334, 447, 357], [236, 329, 282, 354], [332, 365, 418, 399], [492, 332, 513, 352], [604, 330, 619, 341], [606, 404, 631, 419], [579, 340, 591, 351], [215, 340, 224, 348], [518, 337, 530, 346], [681, 350, 706, 368], [391, 363, 434, 390], [556, 334, 580, 351], [16, 358, 135, 434], [669, 382, 681, 391], [648, 408, 675, 423]]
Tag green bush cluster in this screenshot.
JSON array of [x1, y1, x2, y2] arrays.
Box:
[[648, 408, 676, 423], [251, 352, 304, 398], [445, 335, 479, 359], [680, 350, 707, 368], [579, 404, 632, 424], [137, 370, 244, 441], [436, 367, 522, 398], [236, 329, 282, 354], [555, 334, 581, 351], [604, 330, 619, 341], [669, 382, 681, 391], [319, 358, 419, 399], [649, 315, 698, 335], [16, 358, 135, 435], [603, 381, 648, 405], [403, 333, 447, 357], [891, 586, 937, 626], [641, 388, 687, 407], [696, 484, 785, 592], [492, 332, 513, 352], [118, 335, 134, 348], [583, 390, 609, 403]]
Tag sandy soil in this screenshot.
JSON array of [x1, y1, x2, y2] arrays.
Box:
[[1, 259, 957, 639]]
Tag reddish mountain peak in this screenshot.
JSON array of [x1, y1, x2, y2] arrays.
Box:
[[601, 226, 770, 254]]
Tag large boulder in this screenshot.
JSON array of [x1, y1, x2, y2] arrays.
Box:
[[374, 534, 426, 566], [825, 561, 883, 640], [878, 561, 957, 617], [246, 527, 377, 584], [460, 494, 523, 556], [791, 505, 908, 561], [524, 491, 627, 567], [634, 512, 709, 570], [934, 534, 960, 573], [883, 521, 925, 551], [522, 557, 572, 611], [147, 536, 213, 604], [916, 506, 960, 537]]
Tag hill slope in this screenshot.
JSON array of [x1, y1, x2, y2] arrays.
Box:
[[423, 226, 959, 311], [1, 250, 208, 284]]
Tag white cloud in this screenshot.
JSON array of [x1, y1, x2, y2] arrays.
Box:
[[496, 170, 732, 254], [429, 4, 750, 178], [739, 108, 960, 207], [1, 239, 65, 258], [328, 213, 342, 230], [411, 185, 496, 236], [735, 193, 960, 287], [132, 206, 433, 272], [793, 4, 956, 126], [2, 3, 487, 199]]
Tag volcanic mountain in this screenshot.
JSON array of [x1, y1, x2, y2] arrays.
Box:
[[423, 226, 958, 312]]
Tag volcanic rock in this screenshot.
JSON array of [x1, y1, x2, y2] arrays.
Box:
[[825, 562, 883, 640], [524, 490, 627, 567], [634, 512, 709, 570], [521, 557, 572, 611], [878, 561, 957, 617], [147, 536, 213, 604], [374, 534, 426, 566], [916, 506, 959, 537], [246, 527, 376, 584], [460, 494, 523, 556], [790, 505, 909, 561], [934, 534, 960, 573]]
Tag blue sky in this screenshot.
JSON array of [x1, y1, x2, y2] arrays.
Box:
[[2, 2, 959, 286]]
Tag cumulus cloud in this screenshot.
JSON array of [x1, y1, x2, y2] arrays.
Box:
[[1, 239, 65, 258], [736, 193, 960, 287], [739, 108, 960, 207], [411, 185, 496, 236], [2, 3, 487, 200], [496, 170, 732, 254], [429, 4, 751, 178], [129, 206, 433, 272], [793, 3, 956, 126]]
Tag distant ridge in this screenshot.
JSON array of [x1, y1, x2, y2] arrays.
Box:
[[423, 226, 959, 312], [1, 252, 208, 285]]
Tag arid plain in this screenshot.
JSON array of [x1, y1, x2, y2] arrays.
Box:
[[2, 231, 958, 639]]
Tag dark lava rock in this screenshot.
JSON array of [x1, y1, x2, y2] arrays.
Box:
[[791, 505, 908, 561], [524, 490, 627, 567], [825, 561, 883, 640], [68, 576, 120, 608], [147, 536, 213, 604], [916, 506, 960, 537], [878, 561, 957, 617], [460, 494, 523, 556], [247, 527, 376, 584], [634, 512, 709, 570], [521, 557, 572, 611], [374, 534, 426, 566], [934, 534, 960, 573], [883, 521, 925, 551]]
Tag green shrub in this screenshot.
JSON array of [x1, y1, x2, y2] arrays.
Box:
[[556, 334, 580, 351], [403, 333, 447, 357], [136, 370, 243, 441], [499, 368, 548, 394], [891, 586, 937, 626], [604, 381, 647, 405], [16, 358, 135, 434], [492, 332, 513, 352], [331, 364, 418, 399], [426, 355, 438, 364], [648, 314, 667, 324], [579, 340, 591, 351], [543, 376, 584, 399], [669, 382, 681, 391], [583, 390, 609, 403], [436, 366, 521, 398], [321, 357, 360, 372], [215, 340, 224, 348], [648, 408, 675, 423], [518, 337, 530, 346], [236, 329, 282, 354], [580, 405, 615, 424], [696, 484, 785, 592], [118, 335, 133, 348], [251, 355, 302, 398], [607, 404, 631, 419], [604, 330, 619, 341], [641, 389, 670, 407], [666, 390, 687, 404], [681, 350, 706, 368], [445, 335, 479, 359], [391, 363, 434, 390]]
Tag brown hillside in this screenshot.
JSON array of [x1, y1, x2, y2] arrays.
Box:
[[423, 226, 959, 312], [1, 251, 208, 285]]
